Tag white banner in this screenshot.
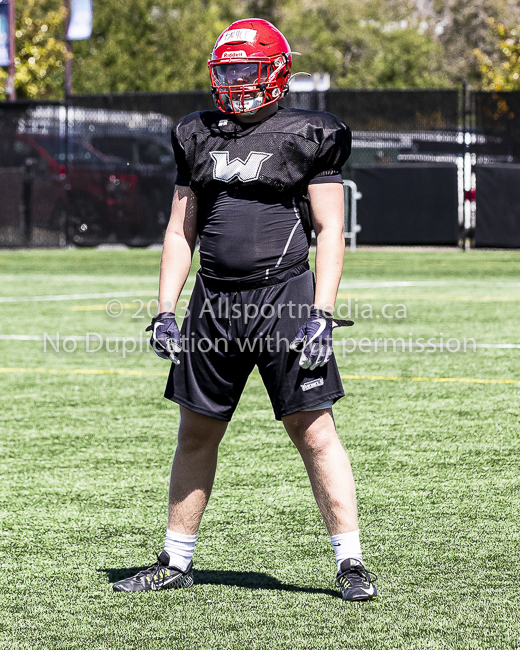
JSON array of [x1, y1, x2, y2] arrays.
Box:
[[67, 0, 93, 41], [0, 2, 10, 67]]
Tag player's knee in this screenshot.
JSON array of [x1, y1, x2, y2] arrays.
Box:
[[300, 428, 336, 456], [176, 426, 223, 452], [177, 407, 227, 452], [284, 411, 337, 456]]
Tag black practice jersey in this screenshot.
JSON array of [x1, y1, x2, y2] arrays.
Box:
[[171, 106, 351, 283]]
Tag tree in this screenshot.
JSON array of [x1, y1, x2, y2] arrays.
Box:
[[474, 19, 520, 90], [5, 0, 520, 98], [70, 0, 452, 93], [412, 0, 520, 85], [0, 0, 69, 100], [71, 0, 239, 93], [277, 0, 451, 88]]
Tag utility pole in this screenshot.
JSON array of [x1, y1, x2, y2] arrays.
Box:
[[7, 0, 15, 100], [64, 0, 72, 98], [63, 0, 72, 245]]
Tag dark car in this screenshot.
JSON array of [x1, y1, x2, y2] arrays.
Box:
[[89, 135, 176, 237], [0, 134, 146, 245]]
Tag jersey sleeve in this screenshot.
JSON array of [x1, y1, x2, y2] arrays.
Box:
[[308, 116, 352, 183], [308, 172, 343, 185], [171, 126, 191, 187]]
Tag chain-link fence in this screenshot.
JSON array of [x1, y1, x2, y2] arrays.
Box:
[[0, 88, 517, 247], [472, 90, 520, 163], [471, 91, 520, 247]]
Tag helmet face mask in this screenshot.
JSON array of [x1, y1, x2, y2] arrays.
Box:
[[208, 20, 292, 115], [211, 62, 270, 87]]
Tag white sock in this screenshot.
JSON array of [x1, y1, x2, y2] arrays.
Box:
[[164, 530, 197, 571], [331, 530, 363, 571]]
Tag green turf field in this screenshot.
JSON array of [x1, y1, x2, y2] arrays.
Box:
[[1, 248, 519, 650]]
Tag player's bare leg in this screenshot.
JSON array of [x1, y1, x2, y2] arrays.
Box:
[[113, 406, 226, 592], [282, 408, 358, 535], [282, 408, 377, 601], [167, 406, 228, 534]]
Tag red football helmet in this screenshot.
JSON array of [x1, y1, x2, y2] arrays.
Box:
[[208, 19, 292, 115]]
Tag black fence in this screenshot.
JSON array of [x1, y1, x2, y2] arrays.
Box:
[[0, 88, 518, 248]]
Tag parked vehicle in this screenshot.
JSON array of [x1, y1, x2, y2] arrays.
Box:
[[0, 134, 145, 245], [89, 134, 176, 238]]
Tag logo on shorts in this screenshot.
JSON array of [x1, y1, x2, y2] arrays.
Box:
[[301, 378, 324, 392]]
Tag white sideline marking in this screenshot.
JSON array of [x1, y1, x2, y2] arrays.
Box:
[[0, 291, 158, 303], [339, 280, 520, 288], [334, 342, 520, 350], [0, 335, 518, 349], [0, 335, 146, 341], [0, 275, 161, 282], [2, 276, 520, 287]]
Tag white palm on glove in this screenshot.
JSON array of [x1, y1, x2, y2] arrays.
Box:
[[290, 309, 353, 370], [146, 312, 182, 364]]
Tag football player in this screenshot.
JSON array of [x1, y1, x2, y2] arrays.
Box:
[[113, 19, 377, 601]]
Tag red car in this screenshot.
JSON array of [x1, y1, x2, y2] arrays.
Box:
[[0, 133, 143, 245]]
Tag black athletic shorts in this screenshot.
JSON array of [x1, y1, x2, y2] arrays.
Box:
[[164, 267, 345, 421]]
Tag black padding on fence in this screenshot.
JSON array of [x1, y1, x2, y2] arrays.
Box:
[[474, 164, 520, 248], [0, 168, 24, 245], [354, 164, 459, 245], [2, 90, 519, 247]]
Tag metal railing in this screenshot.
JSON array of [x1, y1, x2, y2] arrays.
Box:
[[343, 180, 362, 251]]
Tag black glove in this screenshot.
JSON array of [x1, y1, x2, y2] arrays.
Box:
[[145, 312, 182, 364], [290, 308, 353, 370]]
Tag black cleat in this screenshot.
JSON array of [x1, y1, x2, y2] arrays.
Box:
[[113, 551, 194, 592], [335, 558, 378, 601]]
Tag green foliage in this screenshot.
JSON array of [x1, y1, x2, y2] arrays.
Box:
[[0, 0, 69, 100], [429, 0, 519, 85], [72, 0, 238, 93], [71, 0, 451, 93], [474, 18, 520, 90], [3, 0, 520, 97], [278, 1, 450, 88]]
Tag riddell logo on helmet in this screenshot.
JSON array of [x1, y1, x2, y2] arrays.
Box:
[[217, 29, 257, 47], [222, 50, 247, 58]]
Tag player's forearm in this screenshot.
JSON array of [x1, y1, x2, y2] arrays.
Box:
[[309, 183, 345, 313], [157, 230, 194, 313], [157, 186, 198, 314], [314, 227, 345, 313]]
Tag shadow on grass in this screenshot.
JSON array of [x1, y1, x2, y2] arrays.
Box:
[[99, 566, 337, 597]]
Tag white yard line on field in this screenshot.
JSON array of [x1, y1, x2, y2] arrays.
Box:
[[0, 289, 190, 303], [0, 275, 162, 282], [339, 280, 520, 288], [336, 293, 520, 301], [1, 277, 519, 287], [0, 292, 158, 303], [0, 335, 519, 349]]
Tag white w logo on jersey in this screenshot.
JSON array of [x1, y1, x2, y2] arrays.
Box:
[[210, 151, 273, 183]]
